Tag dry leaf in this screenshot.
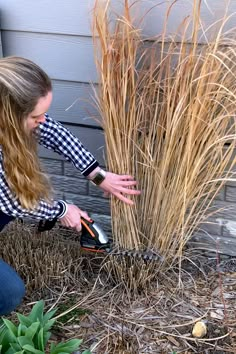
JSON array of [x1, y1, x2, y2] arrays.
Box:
[[167, 335, 180, 347], [210, 309, 224, 320]]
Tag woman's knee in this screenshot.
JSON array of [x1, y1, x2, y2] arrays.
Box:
[[0, 260, 25, 315]]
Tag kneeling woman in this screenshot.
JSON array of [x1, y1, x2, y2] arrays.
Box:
[[0, 56, 140, 315]]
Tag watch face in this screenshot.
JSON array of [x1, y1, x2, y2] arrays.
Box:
[[92, 171, 106, 185]]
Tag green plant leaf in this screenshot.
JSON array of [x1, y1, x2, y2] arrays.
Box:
[[50, 339, 83, 354], [44, 331, 51, 345], [0, 325, 13, 351], [42, 308, 57, 324], [17, 313, 33, 327], [82, 350, 91, 354], [17, 323, 23, 337], [28, 301, 45, 323], [0, 318, 4, 329], [5, 348, 17, 354], [50, 342, 56, 351], [36, 327, 45, 351], [5, 348, 16, 354], [2, 319, 17, 339], [17, 323, 27, 337], [25, 322, 40, 340], [9, 342, 21, 351], [23, 344, 45, 354], [0, 324, 8, 340], [43, 318, 55, 332], [17, 335, 34, 348], [37, 329, 51, 351]]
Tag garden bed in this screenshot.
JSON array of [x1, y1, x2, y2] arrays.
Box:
[[0, 222, 235, 353]]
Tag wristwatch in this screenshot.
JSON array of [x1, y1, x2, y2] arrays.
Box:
[[89, 169, 106, 186]]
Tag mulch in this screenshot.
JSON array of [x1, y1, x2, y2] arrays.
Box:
[[1, 222, 235, 353]]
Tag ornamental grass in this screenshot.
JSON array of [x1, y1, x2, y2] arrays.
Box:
[[92, 0, 236, 287]]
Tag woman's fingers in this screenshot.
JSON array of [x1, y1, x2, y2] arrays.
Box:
[[79, 210, 92, 222], [110, 174, 140, 190], [98, 172, 141, 204], [113, 191, 135, 205], [74, 222, 82, 232], [60, 217, 82, 232], [60, 218, 81, 232], [119, 175, 135, 180], [59, 204, 90, 232], [118, 187, 141, 195], [116, 180, 138, 187]]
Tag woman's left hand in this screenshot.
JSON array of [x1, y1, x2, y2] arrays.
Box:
[[99, 172, 141, 205]]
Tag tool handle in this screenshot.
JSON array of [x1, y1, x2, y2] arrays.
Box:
[[81, 216, 94, 224], [81, 217, 96, 237], [38, 216, 94, 233]]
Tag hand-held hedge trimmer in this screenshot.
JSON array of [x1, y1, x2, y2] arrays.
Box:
[[38, 217, 162, 261]]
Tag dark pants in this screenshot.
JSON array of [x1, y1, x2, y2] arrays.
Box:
[[0, 210, 25, 315]]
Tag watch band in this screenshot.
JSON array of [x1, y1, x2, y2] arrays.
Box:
[[90, 169, 106, 186]]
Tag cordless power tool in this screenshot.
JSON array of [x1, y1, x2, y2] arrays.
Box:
[[38, 217, 162, 261], [38, 216, 111, 253]]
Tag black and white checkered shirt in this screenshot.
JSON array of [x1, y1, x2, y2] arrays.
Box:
[[0, 114, 99, 220]]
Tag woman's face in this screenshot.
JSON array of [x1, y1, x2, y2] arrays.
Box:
[[24, 91, 53, 132]]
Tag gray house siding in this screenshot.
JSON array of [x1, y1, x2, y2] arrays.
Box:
[[0, 1, 236, 254], [0, 0, 109, 230], [0, 27, 2, 58]]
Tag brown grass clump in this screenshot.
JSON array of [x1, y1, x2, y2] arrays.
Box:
[[0, 221, 90, 296], [92, 0, 236, 287]]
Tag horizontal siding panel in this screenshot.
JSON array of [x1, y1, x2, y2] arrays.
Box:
[[40, 159, 63, 175], [208, 199, 236, 221], [0, 30, 2, 58], [133, 0, 236, 41], [0, 1, 235, 41], [1, 31, 98, 83], [49, 80, 100, 126], [0, 0, 95, 36], [64, 193, 110, 215], [49, 175, 88, 195], [189, 232, 236, 257], [0, 18, 2, 58], [38, 124, 106, 164]]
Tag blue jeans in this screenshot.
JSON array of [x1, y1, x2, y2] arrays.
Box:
[[0, 260, 25, 315], [0, 210, 25, 315]]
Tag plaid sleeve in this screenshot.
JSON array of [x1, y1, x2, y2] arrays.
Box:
[[0, 155, 67, 220], [36, 114, 99, 176]]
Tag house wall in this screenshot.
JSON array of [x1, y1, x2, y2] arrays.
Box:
[[0, 0, 235, 254]]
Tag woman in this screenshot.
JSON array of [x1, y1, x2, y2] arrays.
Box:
[[0, 56, 140, 315]]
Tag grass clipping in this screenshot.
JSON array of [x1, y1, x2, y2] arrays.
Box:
[[93, 0, 236, 281]]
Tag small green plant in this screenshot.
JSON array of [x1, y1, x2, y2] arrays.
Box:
[[56, 298, 92, 326], [0, 300, 91, 354]]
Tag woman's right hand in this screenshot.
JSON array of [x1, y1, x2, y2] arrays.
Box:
[[59, 204, 91, 232]]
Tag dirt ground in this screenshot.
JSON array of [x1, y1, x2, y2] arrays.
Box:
[[0, 222, 235, 354]]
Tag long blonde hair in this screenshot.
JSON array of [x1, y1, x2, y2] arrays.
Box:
[[0, 56, 52, 209]]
